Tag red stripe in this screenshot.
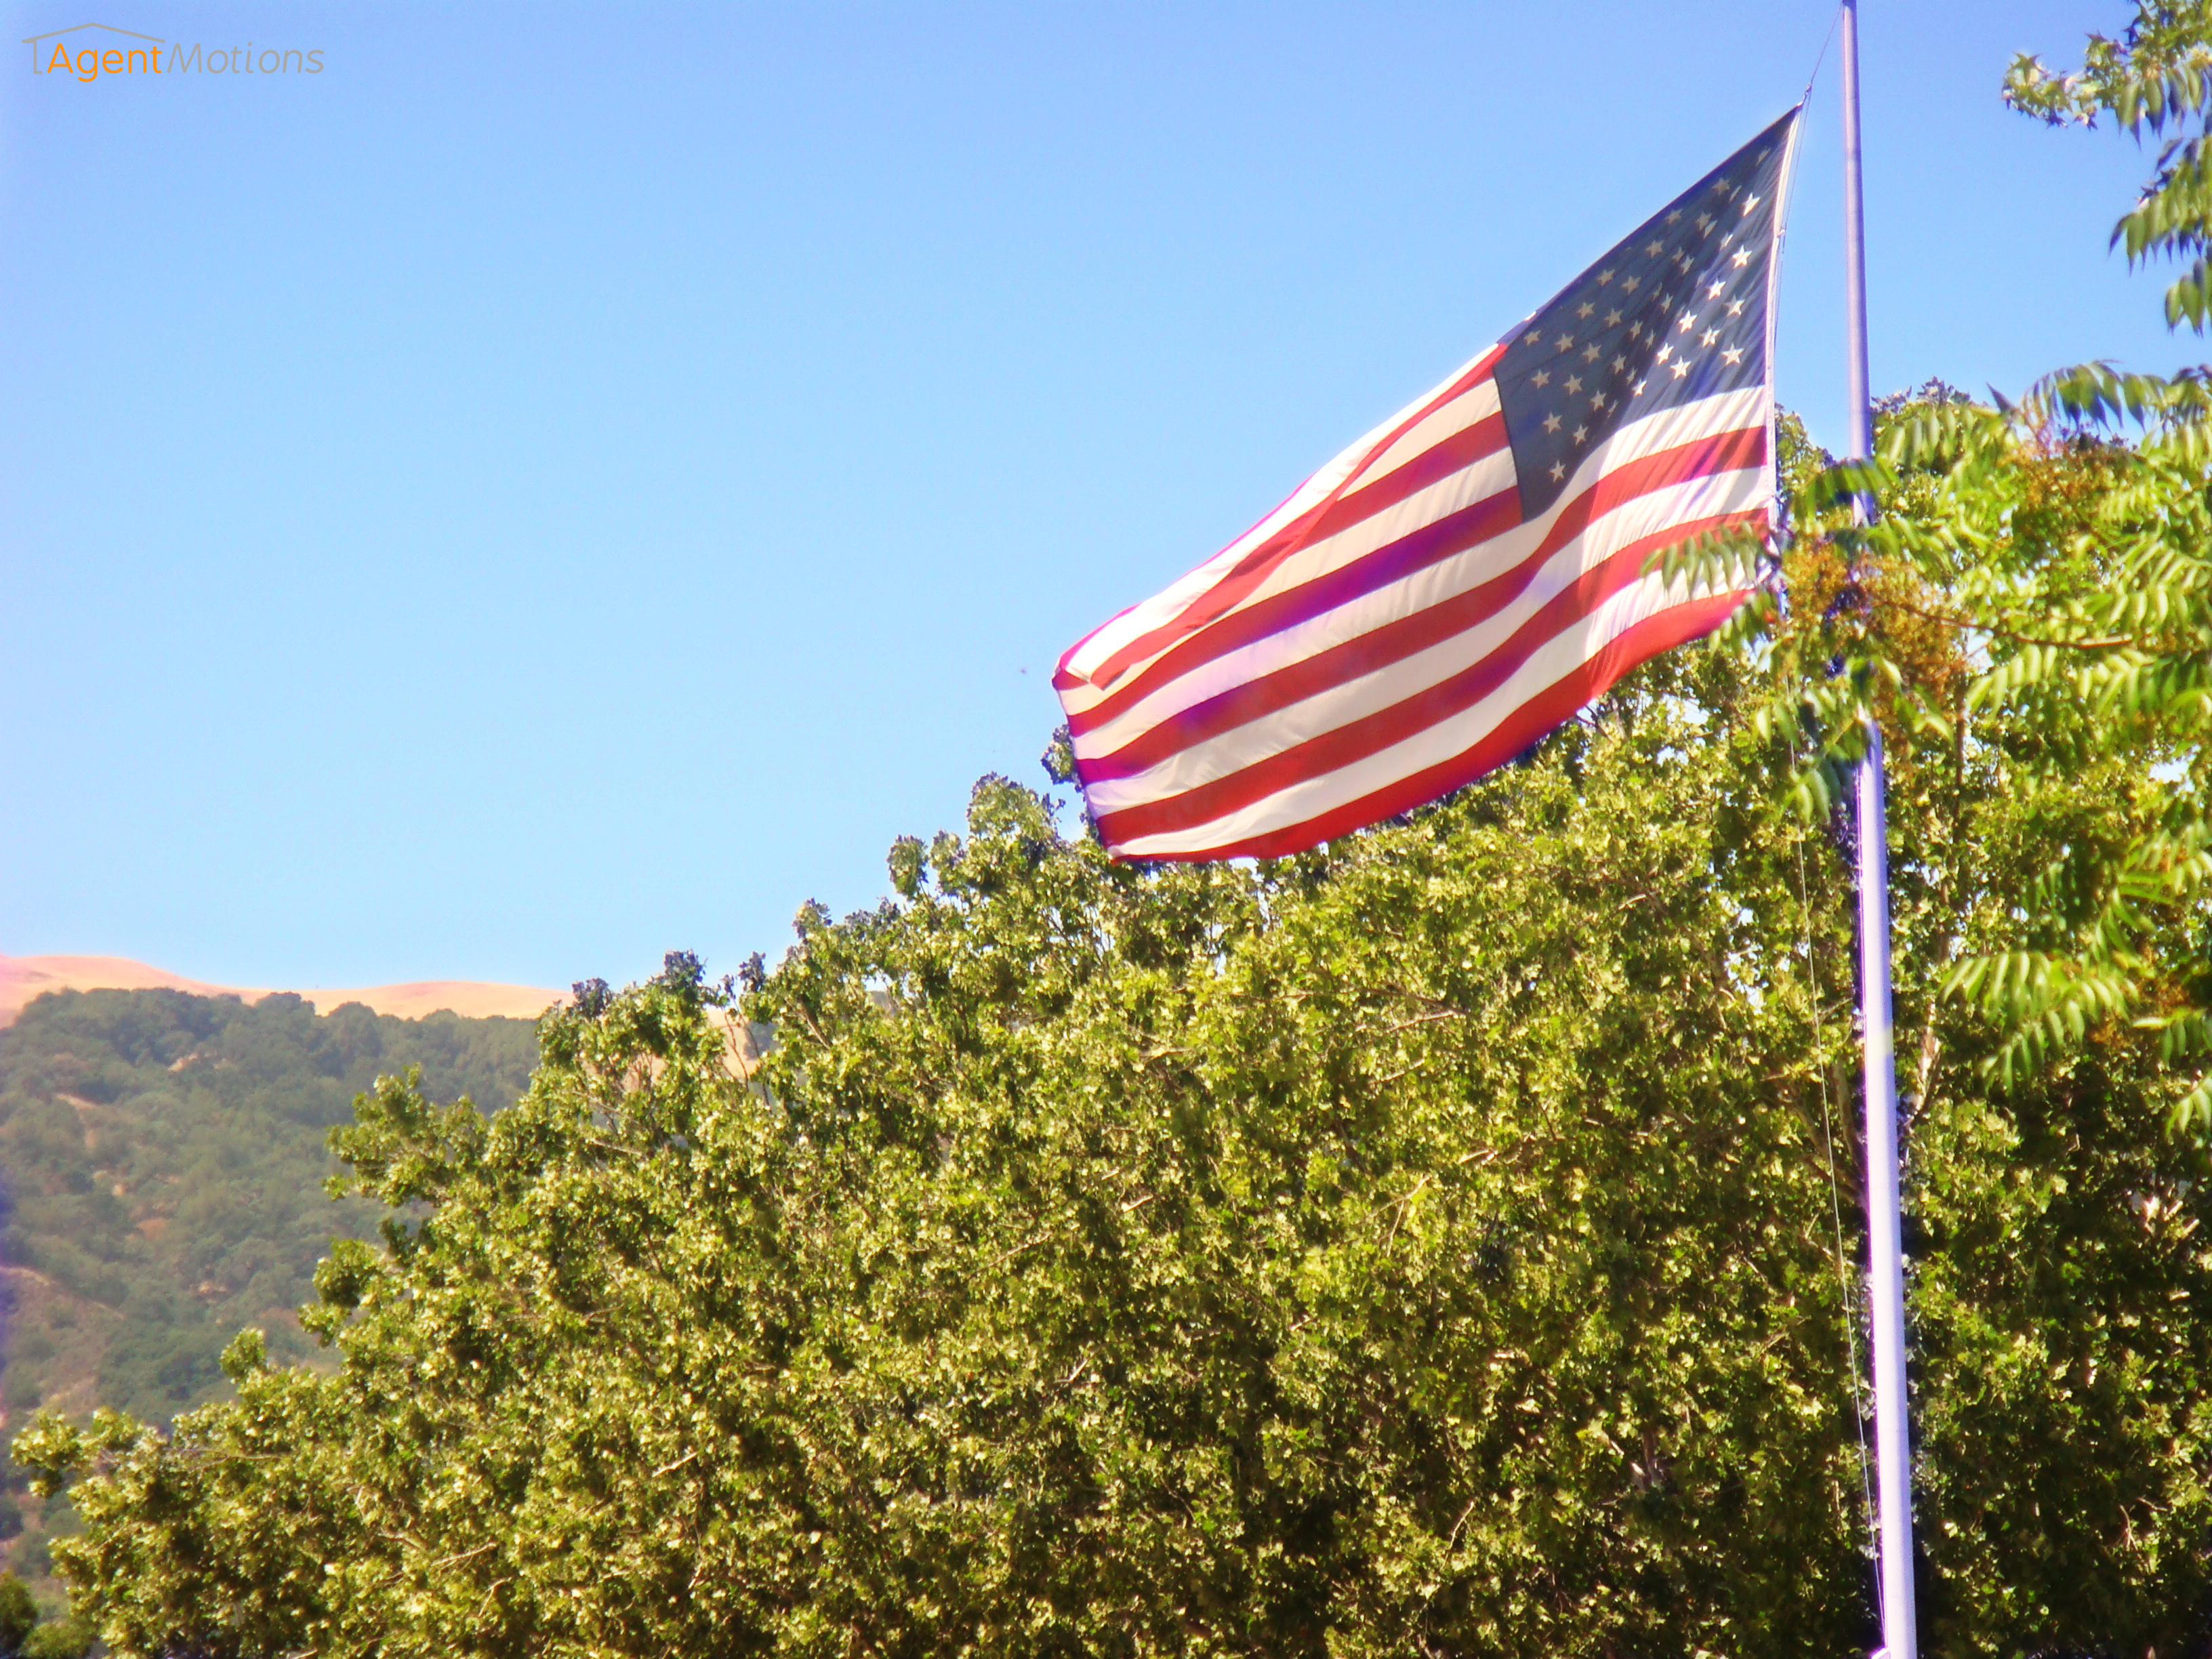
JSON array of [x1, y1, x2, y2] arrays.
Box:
[[1082, 408, 1508, 691], [1087, 508, 1765, 847], [1071, 422, 1766, 743], [1073, 347, 1508, 691], [1082, 506, 1765, 783], [1522, 424, 1765, 571], [1052, 472, 1320, 694], [1107, 591, 1750, 861], [1317, 410, 1511, 539], [1069, 481, 1521, 738]]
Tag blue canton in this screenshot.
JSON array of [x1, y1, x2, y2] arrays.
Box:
[[1493, 110, 1796, 520]]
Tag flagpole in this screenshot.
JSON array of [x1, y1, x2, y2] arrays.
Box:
[[1841, 5, 1918, 1658]]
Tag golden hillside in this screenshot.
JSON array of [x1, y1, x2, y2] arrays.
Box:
[[0, 954, 565, 1027]]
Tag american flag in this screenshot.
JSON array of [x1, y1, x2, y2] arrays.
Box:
[[1056, 110, 1799, 861]]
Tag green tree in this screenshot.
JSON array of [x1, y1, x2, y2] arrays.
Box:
[[0, 1574, 35, 1657], [18, 745, 1865, 1656], [17, 1618, 90, 1659], [18, 652, 2212, 1656]]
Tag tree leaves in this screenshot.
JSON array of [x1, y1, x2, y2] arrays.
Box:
[[2007, 2, 2212, 327], [23, 668, 2212, 1657]]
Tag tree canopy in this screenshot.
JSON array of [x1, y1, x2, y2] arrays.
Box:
[[0, 987, 541, 1604], [18, 579, 2212, 1652]]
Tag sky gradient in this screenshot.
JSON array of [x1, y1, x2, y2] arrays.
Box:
[[2, 1, 2199, 994]]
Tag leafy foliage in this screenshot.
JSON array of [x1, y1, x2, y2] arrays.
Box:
[[18, 642, 2212, 1655], [15, 1616, 89, 1659], [2007, 0, 2212, 327], [0, 1565, 86, 1657], [1874, 385, 2212, 1116], [0, 1574, 32, 1655], [1679, 395, 2211, 1126]]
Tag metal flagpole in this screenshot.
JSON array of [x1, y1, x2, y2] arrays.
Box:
[[1840, 5, 1918, 1658]]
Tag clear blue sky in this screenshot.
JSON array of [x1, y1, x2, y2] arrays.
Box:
[[1, 1, 2197, 994]]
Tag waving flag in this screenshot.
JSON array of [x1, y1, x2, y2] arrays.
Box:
[[1057, 110, 1799, 861]]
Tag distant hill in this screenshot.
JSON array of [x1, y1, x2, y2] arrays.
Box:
[[0, 952, 565, 1027], [0, 985, 544, 1590]]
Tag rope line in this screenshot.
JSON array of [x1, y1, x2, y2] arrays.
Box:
[[1790, 756, 1883, 1618]]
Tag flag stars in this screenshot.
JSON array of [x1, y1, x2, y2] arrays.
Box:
[[1497, 137, 1784, 494]]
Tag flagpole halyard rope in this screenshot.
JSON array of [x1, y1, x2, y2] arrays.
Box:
[[1803, 3, 1845, 109], [1790, 777, 1884, 1606]]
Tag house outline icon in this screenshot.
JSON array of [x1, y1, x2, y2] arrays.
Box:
[[23, 22, 167, 72]]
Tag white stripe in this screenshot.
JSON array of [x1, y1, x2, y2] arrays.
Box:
[[1110, 575, 1736, 858], [1077, 462, 1767, 813], [1061, 434, 1514, 718], [1059, 384, 1766, 720], [1070, 387, 1767, 754], [1349, 373, 1502, 491], [1059, 363, 1499, 686], [1071, 441, 1761, 764]]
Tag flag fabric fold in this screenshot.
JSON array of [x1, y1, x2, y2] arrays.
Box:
[[1057, 108, 1800, 861]]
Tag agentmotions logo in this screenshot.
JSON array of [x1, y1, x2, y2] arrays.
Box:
[[23, 21, 324, 79]]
